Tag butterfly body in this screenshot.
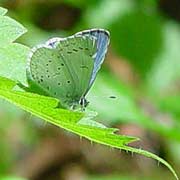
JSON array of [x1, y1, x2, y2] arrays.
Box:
[[26, 29, 110, 109]]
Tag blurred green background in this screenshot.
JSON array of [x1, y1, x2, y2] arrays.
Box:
[[0, 0, 180, 179]]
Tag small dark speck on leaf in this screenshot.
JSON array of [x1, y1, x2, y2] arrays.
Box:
[[109, 96, 116, 99]]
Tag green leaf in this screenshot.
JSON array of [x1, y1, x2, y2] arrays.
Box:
[[0, 15, 27, 46], [0, 43, 29, 84], [0, 76, 178, 180], [88, 70, 139, 123], [88, 70, 180, 141], [0, 7, 7, 16], [0, 7, 30, 84], [0, 177, 27, 180]]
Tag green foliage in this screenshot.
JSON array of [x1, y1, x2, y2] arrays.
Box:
[[0, 5, 179, 180], [0, 12, 26, 46], [0, 76, 178, 180], [88, 71, 180, 142], [110, 10, 163, 77], [159, 95, 180, 119], [84, 0, 135, 27], [0, 7, 7, 15], [0, 177, 27, 180], [83, 0, 180, 143], [146, 21, 180, 95], [0, 8, 29, 83]]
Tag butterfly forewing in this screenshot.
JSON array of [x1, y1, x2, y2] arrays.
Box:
[[76, 29, 110, 91], [55, 36, 96, 104]]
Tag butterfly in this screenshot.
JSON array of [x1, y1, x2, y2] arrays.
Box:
[[25, 29, 110, 109]]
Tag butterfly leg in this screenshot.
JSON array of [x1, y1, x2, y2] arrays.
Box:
[[79, 97, 89, 111]]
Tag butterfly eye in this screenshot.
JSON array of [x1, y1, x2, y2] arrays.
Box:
[[67, 80, 70, 84]]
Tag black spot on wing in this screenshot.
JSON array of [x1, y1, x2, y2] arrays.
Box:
[[80, 65, 88, 69], [73, 48, 78, 52]]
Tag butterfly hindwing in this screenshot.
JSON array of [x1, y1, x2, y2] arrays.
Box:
[[27, 45, 75, 105]]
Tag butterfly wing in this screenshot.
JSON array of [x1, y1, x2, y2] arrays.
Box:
[[27, 35, 97, 107], [76, 29, 110, 93]]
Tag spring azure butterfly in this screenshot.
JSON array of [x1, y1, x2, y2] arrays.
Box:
[[26, 29, 110, 109]]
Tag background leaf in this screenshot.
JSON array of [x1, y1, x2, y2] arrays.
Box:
[[0, 76, 178, 180], [0, 9, 29, 84]]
